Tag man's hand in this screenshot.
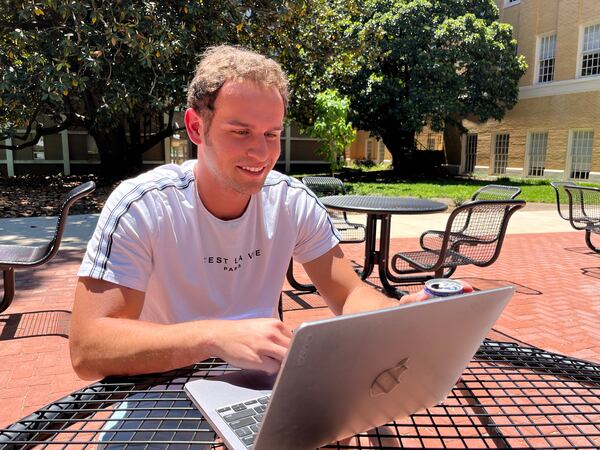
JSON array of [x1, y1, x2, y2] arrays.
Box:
[[398, 279, 474, 305], [71, 278, 293, 379], [207, 318, 293, 374]]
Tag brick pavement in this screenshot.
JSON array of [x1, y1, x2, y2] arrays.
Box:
[[1, 230, 599, 430]]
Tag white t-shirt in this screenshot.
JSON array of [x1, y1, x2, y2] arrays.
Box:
[[78, 160, 340, 323]]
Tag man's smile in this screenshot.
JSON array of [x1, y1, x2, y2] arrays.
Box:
[[239, 165, 267, 174]]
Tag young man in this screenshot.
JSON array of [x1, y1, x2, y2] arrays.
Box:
[[69, 45, 445, 380]]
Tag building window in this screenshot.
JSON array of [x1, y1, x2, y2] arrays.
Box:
[[492, 134, 509, 175], [537, 34, 556, 83], [569, 130, 594, 180], [527, 132, 548, 177], [581, 24, 600, 77], [377, 140, 385, 162], [465, 134, 478, 174], [33, 136, 45, 160], [365, 139, 374, 160], [504, 0, 520, 7]]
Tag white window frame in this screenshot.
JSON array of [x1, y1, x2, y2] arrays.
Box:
[[463, 134, 478, 174], [578, 22, 600, 79], [535, 33, 557, 84], [524, 131, 549, 177], [377, 140, 385, 162], [32, 136, 46, 160], [492, 133, 510, 175], [365, 138, 374, 160], [566, 129, 595, 180], [504, 0, 521, 7]]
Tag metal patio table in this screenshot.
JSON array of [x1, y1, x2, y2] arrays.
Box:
[[320, 195, 448, 297], [1, 340, 599, 449]]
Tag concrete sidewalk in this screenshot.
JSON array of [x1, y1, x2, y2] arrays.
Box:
[[0, 203, 574, 251], [345, 202, 574, 237], [0, 213, 99, 250]]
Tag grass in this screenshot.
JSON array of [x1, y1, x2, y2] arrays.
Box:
[[290, 167, 600, 205]]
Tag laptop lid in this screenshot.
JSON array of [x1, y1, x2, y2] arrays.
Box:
[[185, 286, 514, 450]]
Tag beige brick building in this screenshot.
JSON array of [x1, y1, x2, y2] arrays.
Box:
[[462, 0, 600, 181]]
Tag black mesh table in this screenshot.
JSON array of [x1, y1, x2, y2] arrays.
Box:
[[1, 340, 599, 449], [320, 195, 448, 296]]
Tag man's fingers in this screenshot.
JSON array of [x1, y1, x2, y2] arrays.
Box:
[[279, 322, 293, 338], [399, 290, 430, 304], [261, 340, 289, 364], [257, 355, 282, 375], [271, 324, 293, 347], [456, 279, 474, 292]]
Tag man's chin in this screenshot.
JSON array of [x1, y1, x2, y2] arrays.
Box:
[[232, 179, 268, 196]]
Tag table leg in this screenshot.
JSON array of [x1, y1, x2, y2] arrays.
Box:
[[356, 214, 409, 298], [357, 214, 377, 280], [377, 215, 407, 298], [0, 268, 15, 313]]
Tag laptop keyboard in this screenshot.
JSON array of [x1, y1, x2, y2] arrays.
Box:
[[217, 395, 270, 448]]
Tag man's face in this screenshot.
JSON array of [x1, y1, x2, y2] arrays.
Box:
[[189, 80, 284, 198]]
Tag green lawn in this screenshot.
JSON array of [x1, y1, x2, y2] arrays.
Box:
[[291, 168, 600, 205]]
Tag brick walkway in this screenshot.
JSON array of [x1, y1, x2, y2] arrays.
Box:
[[1, 230, 599, 429]]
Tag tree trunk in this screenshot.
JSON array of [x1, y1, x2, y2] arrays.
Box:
[[90, 124, 143, 178], [381, 129, 416, 176], [443, 113, 465, 173]]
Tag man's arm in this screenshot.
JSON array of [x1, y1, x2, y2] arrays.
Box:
[[302, 245, 429, 316], [69, 277, 292, 380]]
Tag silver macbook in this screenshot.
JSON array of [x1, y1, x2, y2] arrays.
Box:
[[185, 286, 514, 449]]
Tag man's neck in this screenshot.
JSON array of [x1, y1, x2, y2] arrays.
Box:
[[194, 163, 251, 220]]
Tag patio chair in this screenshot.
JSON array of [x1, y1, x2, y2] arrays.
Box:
[[0, 181, 96, 313], [286, 176, 365, 292], [391, 199, 525, 279], [301, 176, 366, 242], [470, 184, 521, 201], [563, 184, 600, 252], [550, 181, 579, 221]]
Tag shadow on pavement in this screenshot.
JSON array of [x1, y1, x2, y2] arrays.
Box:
[[0, 310, 71, 341]]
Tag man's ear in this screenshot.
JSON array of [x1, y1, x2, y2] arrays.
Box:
[[185, 108, 204, 146]]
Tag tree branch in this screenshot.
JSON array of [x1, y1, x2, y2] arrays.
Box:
[[133, 109, 175, 155], [0, 98, 76, 150]]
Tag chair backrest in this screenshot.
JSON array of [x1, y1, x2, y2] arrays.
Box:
[[471, 184, 521, 201], [32, 181, 96, 266], [563, 184, 600, 230], [301, 176, 346, 197], [437, 199, 525, 267], [550, 181, 578, 221]]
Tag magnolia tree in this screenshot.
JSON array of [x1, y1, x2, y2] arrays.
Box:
[[0, 1, 295, 174], [341, 0, 528, 174]]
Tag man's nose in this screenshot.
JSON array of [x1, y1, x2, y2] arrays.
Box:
[[247, 135, 270, 159]]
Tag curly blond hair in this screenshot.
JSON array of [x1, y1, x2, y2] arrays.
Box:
[[187, 45, 289, 129]]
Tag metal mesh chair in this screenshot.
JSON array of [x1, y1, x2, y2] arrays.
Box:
[[563, 184, 600, 252], [301, 176, 366, 242], [0, 181, 96, 313], [470, 184, 521, 201], [391, 199, 525, 278], [286, 176, 366, 292], [550, 180, 579, 221]]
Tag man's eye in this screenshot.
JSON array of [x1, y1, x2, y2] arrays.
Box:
[[233, 130, 249, 136]]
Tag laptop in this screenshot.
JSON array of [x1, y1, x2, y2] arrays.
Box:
[[185, 286, 514, 449]]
